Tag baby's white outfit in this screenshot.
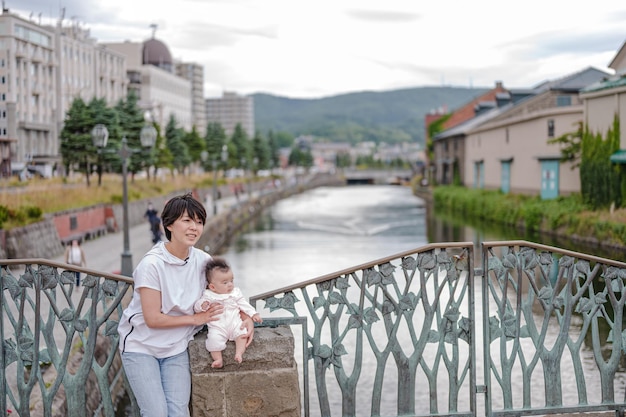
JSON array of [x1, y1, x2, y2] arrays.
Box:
[[193, 287, 257, 352]]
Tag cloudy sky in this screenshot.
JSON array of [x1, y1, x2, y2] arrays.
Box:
[[10, 0, 626, 99]]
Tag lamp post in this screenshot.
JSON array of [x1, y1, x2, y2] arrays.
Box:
[[92, 120, 157, 276]]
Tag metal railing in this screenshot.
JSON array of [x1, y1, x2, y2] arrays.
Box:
[[3, 241, 626, 417], [0, 259, 133, 417]]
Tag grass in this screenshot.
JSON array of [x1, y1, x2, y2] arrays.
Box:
[[0, 172, 220, 229]]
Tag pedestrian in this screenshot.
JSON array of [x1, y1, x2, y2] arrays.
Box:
[[64, 239, 86, 286], [117, 192, 255, 417], [193, 257, 262, 368], [144, 202, 162, 244]]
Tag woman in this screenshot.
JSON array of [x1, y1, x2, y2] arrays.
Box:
[[118, 193, 254, 417]]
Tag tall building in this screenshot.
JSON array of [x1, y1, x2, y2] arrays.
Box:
[[0, 8, 126, 177], [176, 61, 206, 136], [103, 37, 192, 130], [205, 91, 254, 137]]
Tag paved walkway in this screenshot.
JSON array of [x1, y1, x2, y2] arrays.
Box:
[[50, 193, 248, 275]]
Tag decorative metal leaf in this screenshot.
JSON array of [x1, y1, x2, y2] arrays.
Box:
[[313, 296, 327, 310], [40, 266, 57, 290], [3, 338, 17, 365], [398, 294, 416, 311], [502, 313, 517, 338], [401, 256, 417, 271], [317, 280, 333, 292], [382, 299, 395, 316], [365, 268, 382, 286], [444, 307, 460, 322], [38, 348, 51, 365], [316, 344, 332, 359], [611, 279, 621, 293], [378, 262, 396, 277], [538, 287, 553, 302], [417, 252, 436, 270], [427, 330, 439, 343], [552, 296, 564, 309], [576, 297, 593, 313], [558, 256, 574, 268], [594, 293, 607, 304], [381, 271, 395, 286], [520, 247, 538, 270], [487, 257, 505, 276], [458, 317, 470, 343], [83, 274, 98, 288], [489, 316, 502, 342], [437, 251, 452, 265], [348, 314, 362, 329], [60, 270, 75, 285], [280, 292, 299, 309], [74, 319, 88, 332], [105, 320, 119, 337], [363, 307, 379, 324], [539, 252, 553, 265], [3, 274, 21, 299], [575, 260, 591, 275], [519, 325, 530, 338], [59, 308, 75, 322], [328, 291, 345, 305], [502, 253, 517, 269], [102, 279, 119, 296], [19, 270, 35, 287], [264, 296, 280, 311], [335, 276, 350, 290]]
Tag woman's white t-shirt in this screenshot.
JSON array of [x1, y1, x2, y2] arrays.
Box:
[[117, 241, 211, 358]]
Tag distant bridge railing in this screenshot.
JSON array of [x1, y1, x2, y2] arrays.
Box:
[[3, 241, 626, 417]]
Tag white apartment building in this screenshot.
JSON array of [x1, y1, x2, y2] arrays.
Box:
[[176, 61, 206, 136], [0, 8, 127, 177], [206, 91, 255, 137]]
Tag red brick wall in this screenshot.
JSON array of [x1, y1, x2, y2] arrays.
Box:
[[53, 206, 113, 242]]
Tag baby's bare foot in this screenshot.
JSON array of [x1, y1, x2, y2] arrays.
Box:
[[211, 359, 223, 368], [234, 354, 243, 364]]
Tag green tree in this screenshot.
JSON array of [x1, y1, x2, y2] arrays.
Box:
[[267, 130, 281, 169], [60, 97, 94, 185], [115, 91, 152, 181], [165, 115, 190, 176], [251, 130, 271, 174], [204, 122, 227, 171], [184, 125, 205, 164], [548, 121, 583, 169], [230, 123, 251, 168]]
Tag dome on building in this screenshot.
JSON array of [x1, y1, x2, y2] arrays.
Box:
[[142, 38, 173, 71]]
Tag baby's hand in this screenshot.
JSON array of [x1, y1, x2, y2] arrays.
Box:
[[252, 313, 263, 323], [201, 301, 210, 311]]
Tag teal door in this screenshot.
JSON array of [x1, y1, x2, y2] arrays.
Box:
[[501, 161, 511, 193], [474, 161, 484, 189], [540, 160, 559, 200]]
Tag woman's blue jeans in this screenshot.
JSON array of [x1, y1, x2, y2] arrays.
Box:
[[121, 350, 191, 417]]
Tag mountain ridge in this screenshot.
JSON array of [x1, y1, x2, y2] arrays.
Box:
[[252, 85, 491, 145]]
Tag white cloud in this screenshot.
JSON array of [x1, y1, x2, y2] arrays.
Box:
[[11, 0, 626, 98]]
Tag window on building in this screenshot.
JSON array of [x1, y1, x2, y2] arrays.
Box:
[[548, 119, 555, 137], [556, 96, 571, 107]]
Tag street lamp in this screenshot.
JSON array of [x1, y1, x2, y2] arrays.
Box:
[[91, 120, 157, 276]]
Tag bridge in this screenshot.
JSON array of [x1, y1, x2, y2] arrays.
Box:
[[2, 178, 626, 417], [342, 168, 414, 185]]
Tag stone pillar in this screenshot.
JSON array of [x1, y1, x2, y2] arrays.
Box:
[[189, 325, 301, 417]]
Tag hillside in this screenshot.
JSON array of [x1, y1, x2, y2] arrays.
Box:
[[252, 86, 490, 146]]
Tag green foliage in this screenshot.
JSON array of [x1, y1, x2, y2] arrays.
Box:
[[547, 121, 583, 168], [580, 116, 621, 209], [0, 205, 8, 228], [253, 87, 489, 146], [165, 115, 191, 175], [204, 122, 227, 170], [432, 186, 626, 246], [230, 124, 251, 167], [251, 131, 271, 172]]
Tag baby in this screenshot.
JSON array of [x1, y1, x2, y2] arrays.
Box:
[[194, 257, 262, 368]]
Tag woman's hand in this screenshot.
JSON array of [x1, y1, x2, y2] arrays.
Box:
[[239, 312, 255, 347], [194, 302, 224, 326]]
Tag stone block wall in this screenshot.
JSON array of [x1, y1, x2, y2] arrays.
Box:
[[189, 326, 301, 417]]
